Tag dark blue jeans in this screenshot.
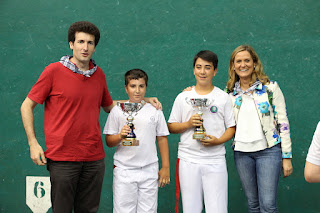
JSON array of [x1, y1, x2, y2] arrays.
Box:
[[234, 144, 282, 213], [47, 159, 105, 213]]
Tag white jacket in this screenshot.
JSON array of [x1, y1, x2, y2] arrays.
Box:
[[228, 81, 292, 158]]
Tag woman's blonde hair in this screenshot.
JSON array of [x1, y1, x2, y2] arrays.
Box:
[[226, 45, 270, 91]]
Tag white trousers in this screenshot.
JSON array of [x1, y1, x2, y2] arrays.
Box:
[[179, 159, 228, 213], [113, 163, 159, 213]]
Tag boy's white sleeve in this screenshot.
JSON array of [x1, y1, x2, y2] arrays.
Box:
[[103, 108, 120, 135], [168, 94, 182, 123], [306, 122, 320, 166], [224, 95, 236, 128], [156, 110, 170, 136]]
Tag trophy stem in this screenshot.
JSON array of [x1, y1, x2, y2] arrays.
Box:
[[193, 122, 206, 140], [185, 98, 211, 141], [122, 117, 138, 146], [193, 111, 206, 140], [127, 123, 136, 138], [118, 102, 144, 146]]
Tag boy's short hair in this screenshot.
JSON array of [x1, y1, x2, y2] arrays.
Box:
[[68, 21, 100, 46], [125, 69, 148, 87], [193, 50, 218, 69]]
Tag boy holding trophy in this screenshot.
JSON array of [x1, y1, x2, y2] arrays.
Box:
[[103, 69, 170, 213], [168, 50, 236, 213]]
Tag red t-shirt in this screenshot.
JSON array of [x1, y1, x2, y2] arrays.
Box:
[[28, 62, 113, 161]]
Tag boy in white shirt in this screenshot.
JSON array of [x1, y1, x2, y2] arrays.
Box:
[[103, 69, 170, 213], [168, 50, 236, 213], [305, 121, 320, 183]]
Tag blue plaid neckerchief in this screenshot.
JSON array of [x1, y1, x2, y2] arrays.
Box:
[[59, 55, 97, 77], [234, 80, 261, 97]]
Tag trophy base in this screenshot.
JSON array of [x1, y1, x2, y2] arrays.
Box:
[[193, 133, 205, 140], [122, 138, 139, 146]]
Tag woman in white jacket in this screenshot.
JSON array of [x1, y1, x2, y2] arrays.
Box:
[[226, 45, 293, 213]]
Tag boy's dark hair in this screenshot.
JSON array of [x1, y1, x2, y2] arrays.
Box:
[[125, 69, 148, 87], [68, 21, 100, 46], [193, 50, 218, 69]]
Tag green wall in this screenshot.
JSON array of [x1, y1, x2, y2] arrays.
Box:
[[1, 0, 320, 212]]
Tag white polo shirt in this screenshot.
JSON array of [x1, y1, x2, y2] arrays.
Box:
[[168, 87, 235, 164], [103, 103, 169, 169], [306, 122, 320, 166]]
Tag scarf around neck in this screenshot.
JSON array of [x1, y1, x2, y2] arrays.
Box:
[[234, 80, 261, 97], [59, 55, 97, 77]]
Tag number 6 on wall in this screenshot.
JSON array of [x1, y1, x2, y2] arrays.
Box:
[[26, 176, 51, 213]]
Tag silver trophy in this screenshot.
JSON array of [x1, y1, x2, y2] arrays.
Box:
[[117, 101, 145, 146], [185, 98, 212, 140]]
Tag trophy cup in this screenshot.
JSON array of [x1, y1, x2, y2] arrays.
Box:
[[117, 101, 144, 146], [185, 98, 211, 140]]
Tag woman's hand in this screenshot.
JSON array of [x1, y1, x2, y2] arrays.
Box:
[[282, 158, 293, 177]]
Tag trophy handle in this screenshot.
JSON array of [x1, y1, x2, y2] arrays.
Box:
[[185, 97, 191, 105], [117, 102, 127, 116], [205, 99, 212, 107]]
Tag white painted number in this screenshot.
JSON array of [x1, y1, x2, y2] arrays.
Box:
[[26, 176, 51, 213]]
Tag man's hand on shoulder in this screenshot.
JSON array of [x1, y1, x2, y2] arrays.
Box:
[[144, 97, 162, 110], [183, 85, 194, 92]]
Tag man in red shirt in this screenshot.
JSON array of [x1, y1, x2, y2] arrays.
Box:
[[20, 21, 159, 213]]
